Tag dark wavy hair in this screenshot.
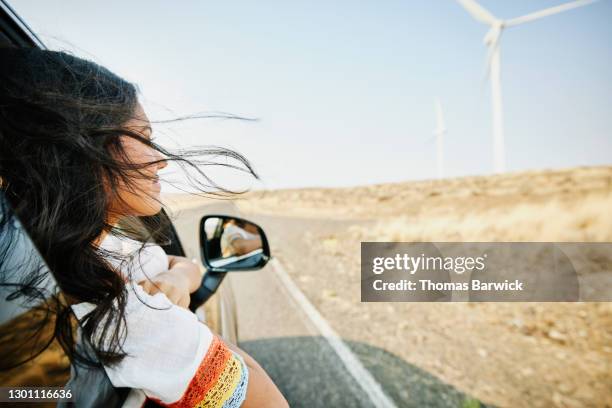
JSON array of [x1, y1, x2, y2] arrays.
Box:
[[0, 47, 258, 368]]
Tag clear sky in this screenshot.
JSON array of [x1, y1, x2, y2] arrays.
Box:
[[11, 0, 612, 190]]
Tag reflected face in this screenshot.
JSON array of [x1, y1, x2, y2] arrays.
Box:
[[107, 103, 167, 219]]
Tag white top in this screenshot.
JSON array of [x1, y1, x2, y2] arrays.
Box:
[[70, 233, 243, 406]]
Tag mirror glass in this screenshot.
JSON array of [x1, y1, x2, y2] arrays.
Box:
[[202, 217, 267, 271]]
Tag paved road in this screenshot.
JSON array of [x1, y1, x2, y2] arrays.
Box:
[[169, 202, 485, 408]]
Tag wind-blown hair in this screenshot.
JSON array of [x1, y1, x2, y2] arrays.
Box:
[[0, 47, 257, 368]]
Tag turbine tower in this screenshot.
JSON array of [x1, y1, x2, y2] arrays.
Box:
[[456, 0, 600, 173], [433, 98, 446, 179]]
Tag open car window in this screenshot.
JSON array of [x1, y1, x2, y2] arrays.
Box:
[[0, 0, 44, 48]]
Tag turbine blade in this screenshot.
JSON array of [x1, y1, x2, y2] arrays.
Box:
[[456, 0, 498, 25], [506, 0, 599, 27], [483, 25, 503, 80]]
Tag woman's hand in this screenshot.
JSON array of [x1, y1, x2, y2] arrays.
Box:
[[167, 255, 204, 293], [138, 256, 204, 309], [138, 270, 192, 309]]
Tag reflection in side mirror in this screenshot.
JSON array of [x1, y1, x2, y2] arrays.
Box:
[[200, 216, 271, 272], [191, 215, 272, 310]]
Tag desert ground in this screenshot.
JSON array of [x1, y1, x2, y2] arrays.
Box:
[[164, 165, 612, 408]]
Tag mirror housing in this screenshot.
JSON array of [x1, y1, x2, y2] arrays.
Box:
[[200, 215, 271, 272], [189, 215, 271, 310]]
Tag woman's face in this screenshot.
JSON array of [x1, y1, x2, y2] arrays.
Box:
[[107, 103, 167, 220]]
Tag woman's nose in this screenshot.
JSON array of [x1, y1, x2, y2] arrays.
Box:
[[151, 148, 168, 170], [157, 154, 168, 170]]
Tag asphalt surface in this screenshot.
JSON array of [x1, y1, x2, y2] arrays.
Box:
[[169, 201, 485, 408]]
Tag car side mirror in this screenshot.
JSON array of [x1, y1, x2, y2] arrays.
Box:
[[200, 215, 271, 272], [190, 215, 271, 310]]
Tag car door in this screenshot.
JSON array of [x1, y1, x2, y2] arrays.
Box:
[[0, 190, 133, 407]]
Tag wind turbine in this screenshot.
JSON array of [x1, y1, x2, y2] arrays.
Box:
[[433, 98, 446, 179], [456, 0, 600, 173]]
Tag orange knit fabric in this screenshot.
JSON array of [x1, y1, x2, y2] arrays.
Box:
[[150, 335, 234, 407]]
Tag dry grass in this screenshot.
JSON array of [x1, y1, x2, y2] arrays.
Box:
[[234, 166, 612, 223], [353, 190, 612, 242]]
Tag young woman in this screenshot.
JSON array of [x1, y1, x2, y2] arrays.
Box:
[[0, 47, 288, 407]]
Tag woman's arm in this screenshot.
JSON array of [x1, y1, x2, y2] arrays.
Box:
[[138, 254, 288, 405], [166, 255, 204, 292], [91, 284, 287, 407], [229, 236, 263, 256], [224, 341, 289, 408], [138, 255, 203, 309]]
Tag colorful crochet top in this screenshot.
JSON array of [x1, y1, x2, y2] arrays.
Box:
[[149, 335, 249, 407]]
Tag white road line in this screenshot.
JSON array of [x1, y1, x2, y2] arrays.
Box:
[[270, 258, 398, 408]]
